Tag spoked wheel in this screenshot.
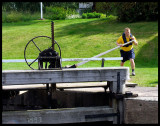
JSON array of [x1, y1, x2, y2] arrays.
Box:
[[24, 36, 61, 70]]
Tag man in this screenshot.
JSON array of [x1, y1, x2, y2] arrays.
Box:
[[116, 28, 138, 76]]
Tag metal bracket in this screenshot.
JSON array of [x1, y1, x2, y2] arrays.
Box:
[[110, 91, 138, 100]]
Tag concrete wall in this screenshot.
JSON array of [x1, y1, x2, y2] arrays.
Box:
[[124, 86, 158, 124], [124, 98, 158, 124]]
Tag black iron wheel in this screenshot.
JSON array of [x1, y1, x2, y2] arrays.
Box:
[[24, 36, 61, 70]]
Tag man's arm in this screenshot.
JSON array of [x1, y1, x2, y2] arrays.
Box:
[[116, 42, 123, 47], [131, 36, 138, 45]]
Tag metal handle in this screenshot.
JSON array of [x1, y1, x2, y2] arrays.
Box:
[[51, 21, 54, 51]]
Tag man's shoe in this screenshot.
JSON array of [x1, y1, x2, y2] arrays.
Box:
[[132, 71, 135, 76]]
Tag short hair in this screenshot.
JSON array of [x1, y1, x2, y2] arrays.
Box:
[[124, 27, 131, 32]]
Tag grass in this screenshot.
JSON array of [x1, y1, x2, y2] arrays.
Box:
[[2, 11, 41, 23], [2, 17, 158, 87]]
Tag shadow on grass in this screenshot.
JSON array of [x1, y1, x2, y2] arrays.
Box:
[[135, 36, 158, 68], [55, 18, 157, 39]]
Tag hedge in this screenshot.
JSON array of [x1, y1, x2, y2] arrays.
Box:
[[82, 12, 101, 19]]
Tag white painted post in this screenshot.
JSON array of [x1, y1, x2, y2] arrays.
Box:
[[40, 2, 43, 20]]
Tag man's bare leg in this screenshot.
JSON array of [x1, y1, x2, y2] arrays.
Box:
[[130, 58, 135, 70], [130, 58, 135, 76], [120, 62, 124, 66]]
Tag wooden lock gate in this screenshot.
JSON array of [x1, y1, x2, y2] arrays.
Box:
[[2, 67, 130, 124]]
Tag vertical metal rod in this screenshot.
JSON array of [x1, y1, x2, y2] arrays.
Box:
[[40, 2, 43, 20], [51, 21, 54, 51], [101, 58, 105, 67]]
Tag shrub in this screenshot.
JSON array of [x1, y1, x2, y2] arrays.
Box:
[[93, 12, 101, 18], [66, 8, 80, 19], [106, 15, 118, 22], [87, 13, 95, 18], [82, 13, 87, 19], [100, 13, 106, 18], [66, 8, 78, 16], [82, 12, 101, 19], [4, 11, 22, 23], [45, 6, 66, 20]]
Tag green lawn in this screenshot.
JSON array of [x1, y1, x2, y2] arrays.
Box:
[[2, 18, 158, 87]]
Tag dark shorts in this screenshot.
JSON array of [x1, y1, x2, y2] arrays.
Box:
[[120, 48, 135, 62]]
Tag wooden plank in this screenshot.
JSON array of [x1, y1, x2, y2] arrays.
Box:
[[2, 83, 107, 90], [57, 85, 107, 90], [2, 67, 129, 86], [2, 106, 114, 124], [125, 83, 138, 87], [57, 82, 107, 90], [2, 84, 47, 90]]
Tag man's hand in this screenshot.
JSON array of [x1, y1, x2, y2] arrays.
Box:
[[119, 44, 123, 47], [116, 42, 123, 47], [131, 36, 138, 45]]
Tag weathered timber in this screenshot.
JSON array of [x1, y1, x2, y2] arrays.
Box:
[[2, 67, 129, 94], [2, 82, 135, 91], [2, 67, 129, 124], [2, 84, 47, 90], [2, 82, 107, 91], [2, 106, 114, 124]]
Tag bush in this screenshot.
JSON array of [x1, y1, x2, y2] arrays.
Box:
[[3, 11, 22, 23], [66, 8, 80, 19], [66, 8, 78, 16], [87, 13, 95, 18], [82, 13, 87, 19], [82, 12, 101, 19], [93, 12, 101, 18], [45, 6, 66, 20]]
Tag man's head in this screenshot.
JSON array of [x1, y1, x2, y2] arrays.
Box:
[[124, 27, 131, 38]]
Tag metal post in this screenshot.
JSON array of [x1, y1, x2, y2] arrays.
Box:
[[51, 21, 54, 51], [40, 2, 43, 20], [101, 58, 105, 67]]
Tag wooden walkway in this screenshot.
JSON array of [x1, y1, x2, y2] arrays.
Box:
[[2, 67, 130, 94]]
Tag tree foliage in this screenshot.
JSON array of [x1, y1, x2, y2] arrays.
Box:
[[2, 2, 158, 22], [116, 2, 158, 22], [94, 2, 158, 22], [2, 2, 40, 12], [95, 2, 117, 16], [2, 2, 79, 13]]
